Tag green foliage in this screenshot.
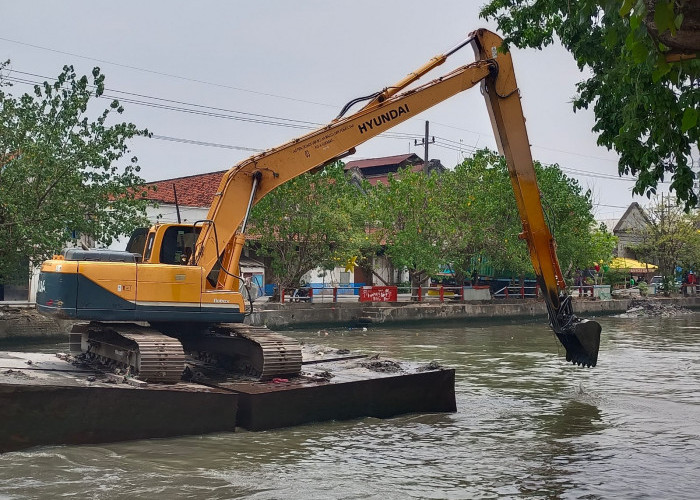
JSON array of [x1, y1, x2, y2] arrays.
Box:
[[602, 267, 630, 287], [589, 224, 618, 269], [0, 62, 150, 282], [631, 196, 700, 276], [365, 149, 611, 287], [445, 150, 615, 279], [480, 0, 700, 210], [441, 150, 526, 280], [247, 162, 366, 289], [366, 167, 447, 291]]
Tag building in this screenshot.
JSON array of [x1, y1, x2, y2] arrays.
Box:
[[611, 202, 649, 259], [345, 153, 445, 187]]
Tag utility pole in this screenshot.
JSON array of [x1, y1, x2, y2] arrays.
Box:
[[414, 120, 435, 174]]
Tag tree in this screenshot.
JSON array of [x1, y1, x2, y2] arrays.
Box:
[[628, 1, 700, 58], [446, 150, 615, 281], [366, 168, 448, 296], [441, 149, 523, 281], [631, 196, 700, 277], [480, 1, 700, 209], [246, 162, 366, 294], [0, 63, 150, 284]]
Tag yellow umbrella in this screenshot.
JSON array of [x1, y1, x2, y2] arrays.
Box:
[[609, 257, 658, 273]]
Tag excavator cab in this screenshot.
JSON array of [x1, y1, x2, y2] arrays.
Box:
[[136, 224, 200, 265]]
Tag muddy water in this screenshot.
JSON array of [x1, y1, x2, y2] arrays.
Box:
[[1, 314, 699, 499]]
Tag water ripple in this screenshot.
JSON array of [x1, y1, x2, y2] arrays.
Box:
[[1, 315, 700, 498]]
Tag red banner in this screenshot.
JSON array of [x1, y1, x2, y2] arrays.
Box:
[[359, 286, 398, 302]]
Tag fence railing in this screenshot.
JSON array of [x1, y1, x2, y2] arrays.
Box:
[[272, 283, 631, 303], [492, 284, 540, 299], [275, 284, 542, 303]]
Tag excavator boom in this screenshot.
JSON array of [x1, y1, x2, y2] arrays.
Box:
[[471, 30, 601, 366]]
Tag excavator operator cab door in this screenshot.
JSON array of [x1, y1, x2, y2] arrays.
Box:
[[125, 227, 149, 260], [141, 224, 200, 265]]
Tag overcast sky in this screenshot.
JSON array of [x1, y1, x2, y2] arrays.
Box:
[[1, 0, 672, 220]]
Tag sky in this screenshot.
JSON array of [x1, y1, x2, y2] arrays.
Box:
[[0, 0, 674, 221]]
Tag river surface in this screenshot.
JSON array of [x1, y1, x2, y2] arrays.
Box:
[[1, 314, 700, 499]]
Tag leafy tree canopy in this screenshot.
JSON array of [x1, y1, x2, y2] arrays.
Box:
[[631, 196, 700, 276], [480, 0, 700, 209], [366, 167, 447, 292], [448, 150, 616, 279], [0, 62, 150, 282], [365, 149, 615, 288]]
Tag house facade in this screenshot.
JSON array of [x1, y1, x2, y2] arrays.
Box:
[[612, 202, 649, 259]]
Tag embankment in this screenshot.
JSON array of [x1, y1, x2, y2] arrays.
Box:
[[3, 296, 700, 339]]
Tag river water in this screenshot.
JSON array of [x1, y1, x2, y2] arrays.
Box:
[[1, 314, 699, 499]]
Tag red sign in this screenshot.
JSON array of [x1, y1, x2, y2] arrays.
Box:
[[359, 286, 397, 302]]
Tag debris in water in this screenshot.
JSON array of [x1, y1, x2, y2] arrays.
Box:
[[618, 299, 692, 318], [2, 369, 32, 379], [315, 370, 334, 381]]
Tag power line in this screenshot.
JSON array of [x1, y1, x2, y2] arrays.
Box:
[[532, 144, 619, 163], [149, 134, 263, 152], [4, 72, 321, 130], [0, 36, 334, 108], [5, 66, 632, 173], [2, 69, 665, 187], [4, 72, 484, 150]]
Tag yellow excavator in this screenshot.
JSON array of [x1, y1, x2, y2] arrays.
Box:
[[36, 29, 601, 383]]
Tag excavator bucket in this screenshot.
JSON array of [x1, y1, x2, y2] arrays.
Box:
[[555, 319, 601, 367]]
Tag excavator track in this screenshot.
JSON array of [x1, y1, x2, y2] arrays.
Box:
[[178, 324, 302, 380], [72, 322, 185, 384], [73, 322, 302, 383], [229, 325, 302, 379]]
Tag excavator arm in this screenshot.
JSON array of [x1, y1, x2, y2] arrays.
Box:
[[194, 28, 601, 367], [472, 30, 601, 367]]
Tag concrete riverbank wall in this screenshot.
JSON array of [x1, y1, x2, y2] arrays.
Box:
[[247, 297, 692, 329], [3, 296, 700, 339]]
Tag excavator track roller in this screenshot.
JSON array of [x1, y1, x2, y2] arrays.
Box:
[[178, 325, 302, 380]]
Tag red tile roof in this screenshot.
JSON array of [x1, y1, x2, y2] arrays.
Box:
[[142, 170, 226, 207], [141, 153, 425, 205], [344, 154, 418, 170]]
